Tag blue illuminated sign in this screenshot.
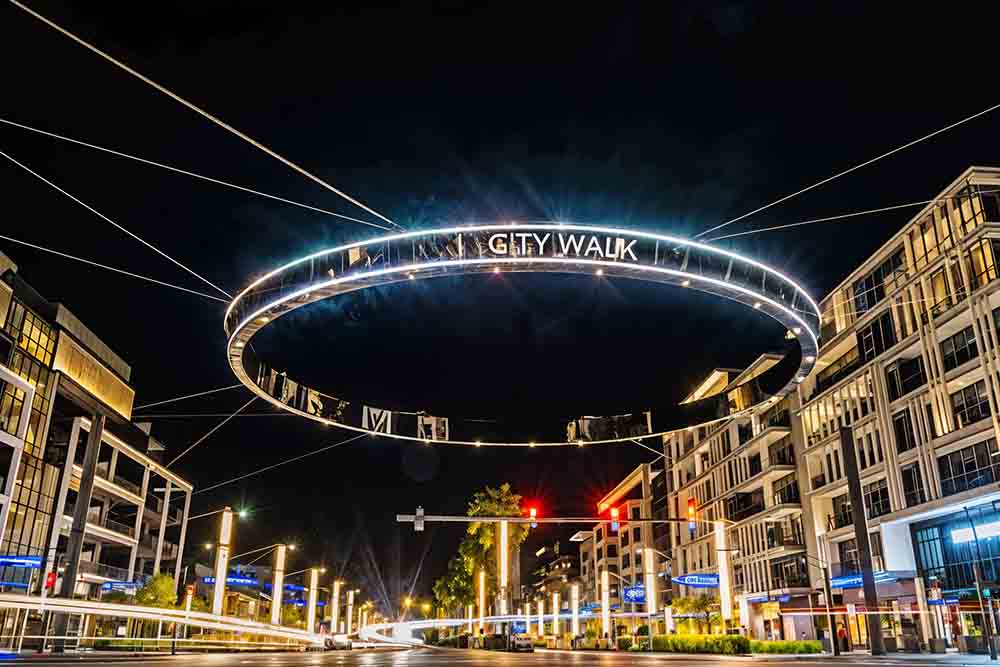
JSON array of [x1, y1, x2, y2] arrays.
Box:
[[512, 621, 527, 634], [623, 584, 646, 604], [829, 571, 899, 589], [671, 573, 719, 588], [101, 581, 139, 591], [0, 556, 42, 569], [202, 576, 259, 586]]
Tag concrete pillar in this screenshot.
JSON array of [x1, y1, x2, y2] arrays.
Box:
[[497, 520, 509, 615], [537, 597, 544, 636], [53, 414, 104, 652], [173, 490, 192, 589], [552, 591, 560, 636], [128, 466, 150, 580], [525, 601, 532, 636], [211, 507, 233, 617], [715, 522, 732, 622], [153, 480, 172, 574], [346, 590, 354, 635], [467, 603, 473, 635], [331, 580, 341, 633], [643, 547, 658, 624], [270, 545, 287, 625], [478, 569, 485, 632], [307, 568, 319, 632], [601, 569, 610, 639], [571, 583, 579, 637]]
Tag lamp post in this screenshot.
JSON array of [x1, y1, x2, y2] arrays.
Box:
[[478, 569, 486, 633], [332, 580, 342, 633], [211, 507, 233, 616], [346, 589, 355, 635], [571, 583, 580, 637], [552, 591, 560, 636], [601, 569, 610, 641], [270, 544, 288, 626]]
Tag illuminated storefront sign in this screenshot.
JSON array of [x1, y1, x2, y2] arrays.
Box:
[[487, 232, 638, 261], [951, 521, 1000, 543], [0, 555, 42, 568], [101, 581, 139, 592], [671, 573, 719, 588], [829, 571, 901, 589], [202, 575, 258, 586], [623, 584, 646, 604]]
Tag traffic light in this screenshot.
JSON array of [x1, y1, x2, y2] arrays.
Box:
[[529, 506, 538, 529], [687, 498, 697, 533], [610, 506, 620, 533]]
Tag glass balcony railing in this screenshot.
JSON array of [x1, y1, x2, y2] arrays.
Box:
[[811, 474, 827, 490], [769, 440, 795, 466], [77, 559, 130, 581], [773, 484, 801, 506], [829, 509, 854, 530], [727, 502, 766, 523]]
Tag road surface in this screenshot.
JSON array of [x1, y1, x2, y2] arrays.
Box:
[[9, 648, 998, 666]]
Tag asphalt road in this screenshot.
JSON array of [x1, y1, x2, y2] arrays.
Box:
[[9, 648, 1000, 667]]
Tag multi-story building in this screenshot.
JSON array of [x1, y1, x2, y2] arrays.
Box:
[[576, 461, 670, 632], [799, 166, 1000, 649], [0, 252, 192, 611], [665, 361, 812, 641]]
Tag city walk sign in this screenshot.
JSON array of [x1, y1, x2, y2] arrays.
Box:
[[623, 583, 646, 604], [671, 573, 720, 588]]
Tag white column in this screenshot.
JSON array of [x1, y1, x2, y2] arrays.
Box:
[[915, 577, 932, 644], [525, 601, 532, 636], [467, 603, 473, 634], [362, 610, 368, 629], [306, 567, 319, 632], [478, 569, 486, 632], [346, 590, 354, 635], [153, 480, 172, 574], [571, 583, 580, 636], [601, 569, 610, 639], [211, 507, 233, 616], [270, 545, 287, 625], [128, 466, 150, 581], [498, 520, 509, 615], [537, 597, 545, 635], [173, 490, 192, 588], [715, 522, 733, 621], [643, 547, 658, 625], [331, 580, 341, 633], [552, 591, 560, 636]]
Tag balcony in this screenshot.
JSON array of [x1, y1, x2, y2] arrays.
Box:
[[811, 474, 828, 491], [773, 483, 801, 507], [95, 462, 142, 497], [65, 503, 136, 539], [768, 439, 795, 467], [737, 423, 753, 446], [828, 509, 853, 531], [78, 559, 130, 581], [727, 502, 766, 523]]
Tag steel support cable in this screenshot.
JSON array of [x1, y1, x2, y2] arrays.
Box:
[[133, 384, 244, 411], [0, 147, 232, 298], [167, 396, 257, 467], [192, 433, 365, 495], [8, 0, 402, 232], [694, 101, 1000, 239], [0, 117, 392, 231], [0, 229, 227, 303]]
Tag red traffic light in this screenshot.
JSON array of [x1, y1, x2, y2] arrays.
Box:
[[529, 507, 537, 519], [610, 507, 619, 520], [688, 498, 697, 520]]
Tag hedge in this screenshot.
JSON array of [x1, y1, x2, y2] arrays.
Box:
[[617, 636, 632, 651], [750, 639, 822, 654], [651, 634, 750, 655]]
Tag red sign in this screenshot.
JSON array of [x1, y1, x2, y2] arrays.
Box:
[[45, 571, 56, 590]]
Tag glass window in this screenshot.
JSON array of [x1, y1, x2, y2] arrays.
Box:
[[941, 325, 978, 371], [863, 478, 891, 519], [968, 238, 1000, 289], [886, 356, 927, 402], [893, 409, 917, 453], [857, 311, 897, 363], [951, 379, 991, 430], [937, 438, 1000, 496], [902, 463, 926, 508]]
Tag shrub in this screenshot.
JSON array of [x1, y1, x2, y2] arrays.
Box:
[[532, 638, 547, 647], [585, 627, 598, 640], [750, 639, 822, 654], [617, 636, 633, 650], [636, 624, 650, 636], [651, 634, 750, 655]]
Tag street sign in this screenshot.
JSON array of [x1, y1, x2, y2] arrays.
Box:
[[671, 573, 719, 588], [0, 555, 42, 568], [623, 584, 646, 604], [415, 506, 425, 532]]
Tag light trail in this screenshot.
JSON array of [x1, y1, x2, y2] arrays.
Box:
[[0, 117, 393, 231], [133, 383, 244, 410], [0, 230, 227, 303], [192, 433, 366, 495], [167, 395, 257, 467], [0, 147, 232, 298], [8, 0, 402, 231], [695, 101, 1000, 239]]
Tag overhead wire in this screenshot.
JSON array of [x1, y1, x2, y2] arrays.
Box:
[[0, 147, 232, 298], [133, 412, 292, 419], [8, 0, 403, 232], [192, 433, 366, 496], [133, 384, 244, 411], [0, 230, 227, 303], [0, 117, 392, 232], [694, 101, 1000, 239], [167, 395, 257, 467]]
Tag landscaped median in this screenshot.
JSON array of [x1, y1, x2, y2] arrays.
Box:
[[611, 634, 824, 655]]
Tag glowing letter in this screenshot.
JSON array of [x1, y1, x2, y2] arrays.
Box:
[[489, 234, 508, 255]]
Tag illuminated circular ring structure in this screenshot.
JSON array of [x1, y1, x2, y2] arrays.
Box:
[[224, 224, 820, 446]]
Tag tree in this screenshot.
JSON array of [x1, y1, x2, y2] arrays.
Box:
[[135, 574, 177, 608]]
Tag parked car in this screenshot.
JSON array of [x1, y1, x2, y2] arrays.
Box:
[[510, 634, 534, 652], [325, 634, 352, 650]]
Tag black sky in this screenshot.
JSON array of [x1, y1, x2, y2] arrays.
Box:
[[3, 1, 1000, 614]]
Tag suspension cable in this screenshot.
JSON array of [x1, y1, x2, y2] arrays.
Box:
[[8, 0, 402, 232], [167, 396, 256, 467], [694, 101, 1000, 239], [133, 384, 244, 411], [0, 117, 392, 231], [0, 147, 232, 298]]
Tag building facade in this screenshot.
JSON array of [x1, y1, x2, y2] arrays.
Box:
[[0, 253, 192, 610], [657, 166, 1000, 648]]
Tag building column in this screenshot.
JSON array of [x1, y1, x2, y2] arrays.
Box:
[[173, 490, 192, 588], [346, 590, 354, 635], [571, 583, 579, 637], [41, 414, 78, 601], [478, 569, 486, 633], [552, 591, 560, 636], [524, 601, 532, 636], [537, 596, 544, 636], [153, 480, 172, 574], [270, 544, 287, 625], [306, 567, 319, 633], [600, 569, 610, 639], [53, 413, 104, 652], [211, 507, 233, 616], [129, 467, 150, 580], [331, 580, 341, 633]]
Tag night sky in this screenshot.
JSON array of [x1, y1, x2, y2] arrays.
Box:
[[3, 2, 1000, 614]]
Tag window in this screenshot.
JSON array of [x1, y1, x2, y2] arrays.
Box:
[[857, 311, 896, 363], [630, 506, 641, 520], [968, 238, 1000, 289], [633, 527, 641, 544], [886, 356, 926, 401], [838, 539, 860, 573], [4, 301, 56, 367], [902, 464, 926, 508], [938, 438, 1000, 496], [622, 553, 630, 570], [893, 409, 917, 453], [863, 478, 891, 519], [595, 527, 602, 542], [951, 379, 991, 430], [941, 326, 978, 371], [606, 544, 618, 558], [773, 473, 800, 505], [911, 215, 951, 270], [853, 248, 906, 314], [621, 530, 630, 547]]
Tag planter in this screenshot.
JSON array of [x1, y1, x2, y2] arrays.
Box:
[[929, 638, 947, 653], [901, 636, 920, 652], [959, 635, 986, 654], [883, 637, 897, 652]]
